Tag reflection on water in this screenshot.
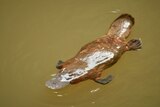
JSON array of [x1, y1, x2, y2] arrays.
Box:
[[1, 0, 160, 107]]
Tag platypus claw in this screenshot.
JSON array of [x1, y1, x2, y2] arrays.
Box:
[[56, 60, 64, 69], [94, 75, 113, 85]]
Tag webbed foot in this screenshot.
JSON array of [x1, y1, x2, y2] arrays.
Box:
[[127, 39, 142, 51], [56, 60, 64, 69], [94, 75, 113, 85]]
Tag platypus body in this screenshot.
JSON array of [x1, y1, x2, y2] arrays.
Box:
[[46, 14, 142, 89]]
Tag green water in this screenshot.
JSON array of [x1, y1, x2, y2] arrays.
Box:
[[1, 0, 160, 107]]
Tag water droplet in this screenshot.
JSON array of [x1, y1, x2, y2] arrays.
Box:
[[90, 88, 100, 93], [57, 94, 63, 97], [110, 9, 120, 14], [91, 101, 95, 104], [51, 74, 56, 76], [54, 91, 58, 94]]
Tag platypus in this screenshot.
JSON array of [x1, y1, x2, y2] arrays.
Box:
[[46, 14, 142, 89]]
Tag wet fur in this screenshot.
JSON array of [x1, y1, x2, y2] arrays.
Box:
[[46, 14, 142, 89]]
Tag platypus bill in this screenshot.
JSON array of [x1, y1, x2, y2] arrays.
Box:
[[46, 14, 142, 90]]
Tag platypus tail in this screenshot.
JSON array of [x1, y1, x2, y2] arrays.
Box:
[[45, 74, 69, 90], [107, 14, 135, 39]]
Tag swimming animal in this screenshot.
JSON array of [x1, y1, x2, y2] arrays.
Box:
[[46, 14, 142, 89]]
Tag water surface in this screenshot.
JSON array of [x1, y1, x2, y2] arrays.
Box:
[[1, 0, 160, 107]]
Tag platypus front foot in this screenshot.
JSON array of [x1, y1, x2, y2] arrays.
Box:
[[127, 39, 142, 51], [94, 75, 113, 85], [56, 60, 64, 69]]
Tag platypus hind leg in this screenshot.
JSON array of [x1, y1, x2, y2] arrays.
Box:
[[94, 75, 113, 85], [56, 60, 64, 69]]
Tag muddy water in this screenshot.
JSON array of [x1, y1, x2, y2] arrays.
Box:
[[1, 0, 160, 107]]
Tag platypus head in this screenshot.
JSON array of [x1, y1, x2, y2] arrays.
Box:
[[107, 14, 135, 39], [45, 73, 69, 90]]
